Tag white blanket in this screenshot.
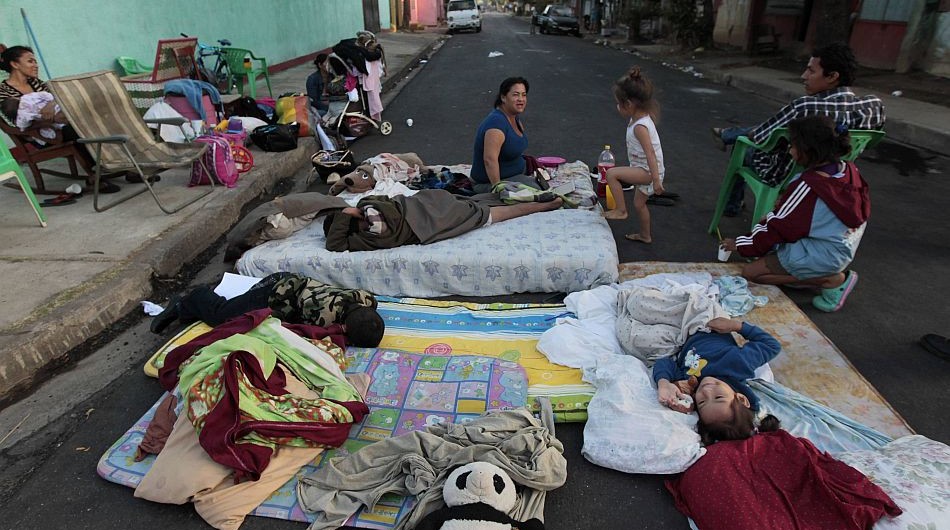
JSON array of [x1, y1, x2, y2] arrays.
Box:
[[537, 273, 773, 474], [615, 283, 727, 365]]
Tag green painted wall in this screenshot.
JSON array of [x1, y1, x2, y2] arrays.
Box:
[[379, 0, 392, 29], [1, 0, 365, 77]]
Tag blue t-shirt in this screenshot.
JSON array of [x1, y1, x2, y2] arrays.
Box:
[[471, 108, 528, 183], [652, 322, 781, 410]]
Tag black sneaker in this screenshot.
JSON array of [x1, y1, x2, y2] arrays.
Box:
[[723, 200, 745, 217], [711, 127, 726, 152], [920, 334, 950, 361], [150, 297, 181, 334], [98, 181, 121, 194]]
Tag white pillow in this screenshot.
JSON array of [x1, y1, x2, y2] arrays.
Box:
[[581, 354, 705, 474], [232, 116, 268, 134], [836, 435, 950, 530]]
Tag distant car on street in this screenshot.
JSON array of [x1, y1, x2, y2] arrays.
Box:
[[533, 4, 581, 36], [447, 0, 482, 34]]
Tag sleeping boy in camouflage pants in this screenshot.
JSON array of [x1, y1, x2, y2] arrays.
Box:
[[150, 272, 385, 347]]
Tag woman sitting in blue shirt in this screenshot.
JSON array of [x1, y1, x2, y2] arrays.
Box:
[[471, 77, 535, 193], [306, 53, 330, 117]]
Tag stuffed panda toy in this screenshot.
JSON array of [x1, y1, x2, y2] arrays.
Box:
[[414, 462, 545, 530]]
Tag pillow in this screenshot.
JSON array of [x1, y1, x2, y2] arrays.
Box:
[[836, 435, 950, 530]]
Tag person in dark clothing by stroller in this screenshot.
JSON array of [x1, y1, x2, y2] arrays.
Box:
[[307, 53, 330, 117]]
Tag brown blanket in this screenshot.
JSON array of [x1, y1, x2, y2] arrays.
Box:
[[324, 189, 496, 251], [225, 193, 350, 260]]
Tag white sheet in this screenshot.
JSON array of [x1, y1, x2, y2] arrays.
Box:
[[537, 273, 773, 474]]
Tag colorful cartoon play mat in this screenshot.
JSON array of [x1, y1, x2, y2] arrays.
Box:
[[99, 348, 528, 526], [145, 297, 595, 422]]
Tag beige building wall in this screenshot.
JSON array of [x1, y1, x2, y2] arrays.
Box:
[[713, 0, 752, 49]]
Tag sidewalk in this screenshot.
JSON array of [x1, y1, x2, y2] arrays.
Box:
[[585, 34, 950, 156], [0, 30, 446, 402]]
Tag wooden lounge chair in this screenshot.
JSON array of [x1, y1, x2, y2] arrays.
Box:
[[48, 70, 215, 214]]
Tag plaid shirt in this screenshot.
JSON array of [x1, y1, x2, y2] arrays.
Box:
[[361, 205, 388, 235], [749, 87, 885, 186]]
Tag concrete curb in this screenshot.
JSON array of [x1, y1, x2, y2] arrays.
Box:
[[0, 35, 448, 403], [0, 139, 315, 401]]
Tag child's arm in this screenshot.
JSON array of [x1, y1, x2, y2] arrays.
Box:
[[737, 322, 782, 371], [633, 124, 664, 195], [733, 179, 815, 257]]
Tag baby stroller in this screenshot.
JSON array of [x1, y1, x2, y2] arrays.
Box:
[[323, 32, 392, 146]]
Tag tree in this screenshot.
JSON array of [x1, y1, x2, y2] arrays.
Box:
[[813, 0, 851, 47]]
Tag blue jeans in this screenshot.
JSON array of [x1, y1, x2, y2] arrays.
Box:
[[720, 126, 754, 145], [719, 127, 755, 212]]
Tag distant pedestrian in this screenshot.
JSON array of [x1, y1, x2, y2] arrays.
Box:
[[603, 66, 666, 244], [721, 116, 869, 312]]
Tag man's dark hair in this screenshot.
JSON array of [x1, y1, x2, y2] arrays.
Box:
[[811, 42, 856, 87], [344, 306, 385, 347]]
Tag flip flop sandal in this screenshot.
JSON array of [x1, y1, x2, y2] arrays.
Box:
[[624, 233, 652, 243], [42, 193, 78, 206], [657, 191, 680, 199], [98, 181, 121, 194], [647, 196, 676, 206]]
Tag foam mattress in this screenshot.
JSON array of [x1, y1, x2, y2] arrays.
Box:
[[237, 163, 619, 297]]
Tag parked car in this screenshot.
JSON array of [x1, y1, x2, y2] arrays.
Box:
[[535, 4, 581, 36], [447, 0, 482, 34]]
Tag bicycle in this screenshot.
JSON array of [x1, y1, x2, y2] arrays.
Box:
[[180, 33, 233, 94]]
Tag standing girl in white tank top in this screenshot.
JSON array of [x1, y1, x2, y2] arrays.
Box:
[[603, 67, 666, 244]]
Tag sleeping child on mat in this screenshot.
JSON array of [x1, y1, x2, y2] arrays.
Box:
[[652, 316, 783, 444]]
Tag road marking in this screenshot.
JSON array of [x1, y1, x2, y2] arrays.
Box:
[[686, 87, 721, 94], [522, 49, 552, 53]]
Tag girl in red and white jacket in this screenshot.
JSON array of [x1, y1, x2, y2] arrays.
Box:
[[722, 116, 870, 312]]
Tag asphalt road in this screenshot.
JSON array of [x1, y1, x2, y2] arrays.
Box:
[[0, 12, 947, 530]]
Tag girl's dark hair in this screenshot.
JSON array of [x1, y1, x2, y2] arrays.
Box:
[[0, 45, 33, 73], [612, 66, 659, 119], [313, 53, 328, 67], [493, 77, 529, 108], [788, 115, 852, 168], [697, 396, 781, 446]]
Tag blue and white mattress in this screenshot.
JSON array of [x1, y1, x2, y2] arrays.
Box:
[[237, 162, 619, 297]]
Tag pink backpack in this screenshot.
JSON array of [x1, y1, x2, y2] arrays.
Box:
[[190, 136, 239, 187]]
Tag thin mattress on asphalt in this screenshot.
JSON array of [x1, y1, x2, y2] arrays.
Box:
[[144, 297, 593, 421], [620, 261, 914, 439]]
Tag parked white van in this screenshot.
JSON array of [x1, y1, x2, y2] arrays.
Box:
[[447, 0, 482, 34]]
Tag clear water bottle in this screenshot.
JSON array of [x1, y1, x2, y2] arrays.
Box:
[[596, 145, 615, 198]]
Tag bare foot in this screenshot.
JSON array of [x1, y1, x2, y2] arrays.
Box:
[[624, 233, 652, 244], [603, 210, 628, 220]]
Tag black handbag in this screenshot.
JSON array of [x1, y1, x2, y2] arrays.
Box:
[[310, 149, 356, 181], [250, 123, 299, 152]]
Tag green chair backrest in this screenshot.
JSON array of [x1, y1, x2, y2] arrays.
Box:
[[116, 56, 152, 76], [219, 47, 253, 71]]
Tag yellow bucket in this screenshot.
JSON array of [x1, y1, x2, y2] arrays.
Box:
[[605, 185, 616, 210]]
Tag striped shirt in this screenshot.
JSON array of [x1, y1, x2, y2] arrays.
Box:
[[748, 87, 885, 186], [0, 78, 49, 121]]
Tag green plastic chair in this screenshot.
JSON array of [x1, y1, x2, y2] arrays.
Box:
[[1, 140, 47, 227], [115, 56, 152, 76], [218, 47, 273, 99], [708, 127, 885, 235]]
